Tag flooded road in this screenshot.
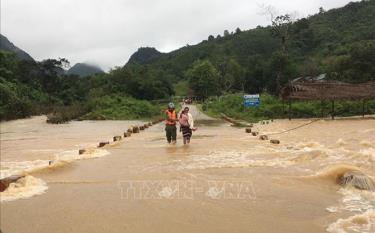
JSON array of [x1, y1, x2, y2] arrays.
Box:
[[1, 106, 375, 233]]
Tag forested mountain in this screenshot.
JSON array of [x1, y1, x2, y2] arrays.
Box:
[[125, 0, 375, 95], [67, 63, 105, 77], [0, 34, 34, 61], [1, 0, 374, 121], [127, 47, 163, 65]]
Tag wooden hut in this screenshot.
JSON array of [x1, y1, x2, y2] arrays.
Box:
[[281, 77, 375, 119]]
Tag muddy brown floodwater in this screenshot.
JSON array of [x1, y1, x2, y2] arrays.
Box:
[[1, 105, 374, 233]]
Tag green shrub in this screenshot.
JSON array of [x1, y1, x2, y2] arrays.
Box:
[[82, 95, 163, 120], [204, 93, 375, 122]]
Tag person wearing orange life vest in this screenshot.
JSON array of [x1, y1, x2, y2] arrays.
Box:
[[165, 102, 178, 144]]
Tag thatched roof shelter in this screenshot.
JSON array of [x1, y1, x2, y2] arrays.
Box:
[[281, 80, 375, 101]]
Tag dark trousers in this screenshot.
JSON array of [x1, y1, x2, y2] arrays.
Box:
[[165, 124, 177, 143]]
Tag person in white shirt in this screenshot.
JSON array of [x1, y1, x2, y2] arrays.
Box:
[[178, 107, 196, 144]]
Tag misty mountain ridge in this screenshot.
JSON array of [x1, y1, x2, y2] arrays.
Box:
[[67, 63, 105, 77], [0, 34, 34, 61], [0, 34, 104, 77], [127, 47, 163, 65]]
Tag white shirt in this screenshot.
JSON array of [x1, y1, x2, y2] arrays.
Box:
[[187, 113, 194, 129]]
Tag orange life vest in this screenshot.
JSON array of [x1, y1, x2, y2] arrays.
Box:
[[165, 110, 177, 125]]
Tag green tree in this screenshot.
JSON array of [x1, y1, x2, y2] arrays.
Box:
[[0, 50, 19, 81], [218, 58, 245, 92], [269, 51, 295, 94], [330, 40, 375, 82], [319, 7, 326, 14], [271, 14, 293, 53], [186, 60, 221, 98]]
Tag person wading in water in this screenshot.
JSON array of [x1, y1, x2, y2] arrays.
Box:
[[165, 103, 177, 144], [179, 106, 196, 145]]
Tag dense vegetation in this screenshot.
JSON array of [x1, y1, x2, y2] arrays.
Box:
[[81, 95, 163, 120], [0, 51, 173, 121], [203, 94, 375, 122], [1, 0, 374, 122], [124, 0, 374, 96]]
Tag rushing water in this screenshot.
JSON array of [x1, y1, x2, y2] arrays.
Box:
[[1, 108, 374, 233]]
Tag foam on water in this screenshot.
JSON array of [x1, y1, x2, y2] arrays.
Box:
[[287, 140, 375, 168], [290, 141, 335, 158], [360, 140, 375, 148], [337, 139, 350, 147], [57, 148, 110, 162], [359, 148, 375, 162], [176, 150, 296, 170], [285, 141, 355, 166], [290, 151, 328, 163], [339, 188, 375, 212], [0, 148, 110, 179], [363, 128, 375, 134], [174, 140, 357, 170], [324, 170, 375, 233], [294, 141, 323, 151], [327, 190, 375, 233], [0, 175, 48, 202], [0, 148, 109, 201], [327, 209, 375, 233]]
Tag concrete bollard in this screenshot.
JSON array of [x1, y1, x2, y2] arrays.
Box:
[[139, 125, 145, 130], [127, 128, 133, 133], [49, 160, 53, 165], [132, 126, 140, 133], [113, 136, 122, 142], [259, 135, 269, 140], [245, 128, 252, 133], [79, 149, 86, 155], [270, 139, 280, 144], [0, 175, 24, 192], [252, 132, 259, 136], [144, 124, 149, 129], [148, 122, 152, 126], [98, 142, 109, 147], [124, 132, 131, 137]]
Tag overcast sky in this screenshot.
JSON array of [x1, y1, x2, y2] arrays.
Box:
[[1, 0, 357, 71]]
